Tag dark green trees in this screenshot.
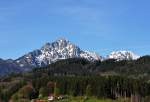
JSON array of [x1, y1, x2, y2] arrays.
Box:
[[86, 84, 92, 97]]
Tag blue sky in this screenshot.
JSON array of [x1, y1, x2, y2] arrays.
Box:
[[0, 0, 150, 59]]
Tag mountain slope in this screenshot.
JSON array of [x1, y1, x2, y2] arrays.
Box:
[[15, 38, 102, 70], [0, 59, 22, 76]]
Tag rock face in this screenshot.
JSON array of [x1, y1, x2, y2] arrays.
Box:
[[107, 51, 140, 61], [15, 38, 102, 70]]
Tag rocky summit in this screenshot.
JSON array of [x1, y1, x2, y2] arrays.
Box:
[[15, 38, 102, 70]]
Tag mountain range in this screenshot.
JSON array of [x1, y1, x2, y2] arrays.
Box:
[[0, 38, 141, 75]]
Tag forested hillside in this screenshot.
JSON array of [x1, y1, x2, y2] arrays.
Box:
[[32, 55, 150, 78], [0, 56, 150, 102]]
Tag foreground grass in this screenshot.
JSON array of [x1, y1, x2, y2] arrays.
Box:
[[37, 96, 133, 102], [54, 96, 114, 102]]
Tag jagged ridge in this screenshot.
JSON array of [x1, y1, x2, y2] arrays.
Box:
[[15, 38, 101, 70], [107, 50, 140, 61]]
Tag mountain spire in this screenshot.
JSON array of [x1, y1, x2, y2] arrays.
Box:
[[15, 38, 102, 69]]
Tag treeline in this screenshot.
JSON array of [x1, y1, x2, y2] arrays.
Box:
[[96, 55, 150, 77], [32, 55, 150, 78], [0, 78, 26, 102], [10, 76, 150, 102], [33, 76, 150, 98]]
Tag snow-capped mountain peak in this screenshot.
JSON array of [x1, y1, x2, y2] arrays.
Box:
[[14, 38, 141, 71], [15, 38, 102, 69], [107, 50, 140, 61]]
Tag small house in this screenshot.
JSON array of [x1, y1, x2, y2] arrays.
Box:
[[48, 94, 55, 102]]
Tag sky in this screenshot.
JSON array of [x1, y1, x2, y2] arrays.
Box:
[[0, 0, 150, 59]]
